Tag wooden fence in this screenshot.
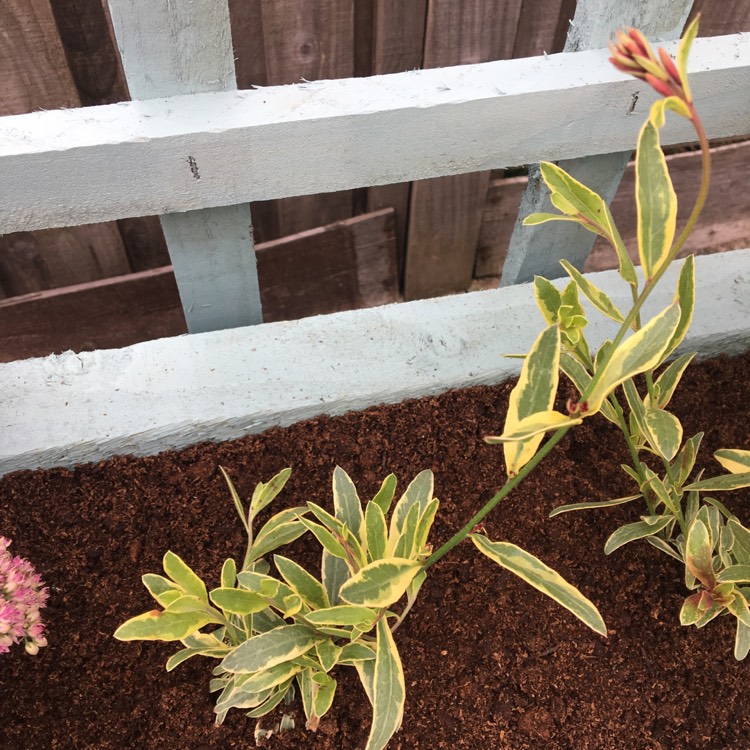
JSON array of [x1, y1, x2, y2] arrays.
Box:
[[1, 0, 749, 362]]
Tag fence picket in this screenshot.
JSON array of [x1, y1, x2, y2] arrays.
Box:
[[500, 0, 695, 286], [106, 0, 262, 332]]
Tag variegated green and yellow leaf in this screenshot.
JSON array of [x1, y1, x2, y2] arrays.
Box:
[[636, 107, 677, 280], [485, 410, 582, 444], [662, 256, 695, 358], [603, 516, 674, 555], [501, 325, 562, 476], [587, 303, 680, 413], [333, 466, 365, 542], [648, 352, 696, 410], [727, 591, 750, 628], [162, 551, 207, 603], [250, 467, 293, 517], [717, 565, 750, 585], [714, 449, 750, 475], [534, 276, 561, 325], [274, 555, 329, 610], [549, 494, 641, 517], [114, 609, 217, 642], [685, 519, 716, 588], [644, 407, 683, 462], [677, 15, 699, 104], [365, 618, 406, 750], [339, 641, 376, 664], [735, 619, 750, 661], [559, 354, 618, 424], [305, 605, 379, 629], [220, 558, 236, 589], [391, 470, 434, 536], [220, 624, 323, 674], [142, 573, 182, 608], [209, 587, 268, 616], [247, 513, 309, 565], [339, 558, 421, 609], [371, 474, 398, 516], [471, 535, 606, 636], [560, 260, 624, 323], [365, 501, 389, 562], [685, 472, 750, 493], [246, 679, 295, 718], [315, 640, 342, 672]]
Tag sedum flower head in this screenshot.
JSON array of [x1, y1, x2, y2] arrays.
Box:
[[0, 537, 48, 655]]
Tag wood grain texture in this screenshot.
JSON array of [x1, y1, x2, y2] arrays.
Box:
[[5, 35, 749, 234], [511, 0, 569, 58], [500, 0, 696, 287], [0, 208, 398, 361], [403, 0, 523, 300], [0, 0, 131, 296], [475, 142, 750, 279], [366, 0, 428, 284], [4, 251, 749, 474], [688, 0, 750, 36], [239, 0, 355, 243]]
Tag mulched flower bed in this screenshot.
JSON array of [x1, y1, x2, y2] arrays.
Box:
[[2, 350, 749, 750]]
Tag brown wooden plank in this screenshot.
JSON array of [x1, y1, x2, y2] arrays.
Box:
[[0, 210, 399, 361], [365, 0, 429, 285], [0, 0, 132, 294], [688, 1, 750, 36], [404, 0, 524, 301], [586, 140, 750, 272], [233, 0, 355, 243], [511, 0, 568, 58], [472, 142, 750, 280]]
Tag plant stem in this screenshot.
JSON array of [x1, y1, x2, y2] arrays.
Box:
[[422, 427, 571, 569]]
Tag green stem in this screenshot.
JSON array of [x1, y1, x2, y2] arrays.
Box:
[[422, 427, 571, 570]]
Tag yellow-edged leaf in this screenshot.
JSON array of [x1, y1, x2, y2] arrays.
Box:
[[636, 105, 677, 280], [485, 410, 582, 443], [338, 558, 420, 609], [677, 15, 699, 104], [472, 535, 606, 636], [560, 260, 624, 323], [114, 609, 216, 642], [715, 449, 750, 475]]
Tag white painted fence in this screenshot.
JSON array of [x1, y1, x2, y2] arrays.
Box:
[[1, 0, 749, 476]]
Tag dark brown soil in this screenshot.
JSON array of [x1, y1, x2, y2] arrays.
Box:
[[2, 351, 750, 750]]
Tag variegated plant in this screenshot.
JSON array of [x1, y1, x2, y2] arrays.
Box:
[[485, 17, 750, 659], [116, 460, 605, 749]]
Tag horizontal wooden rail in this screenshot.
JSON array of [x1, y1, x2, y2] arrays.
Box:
[[2, 249, 749, 476], [1, 35, 749, 234]]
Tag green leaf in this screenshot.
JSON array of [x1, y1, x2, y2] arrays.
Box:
[[729, 520, 750, 564], [715, 449, 750, 475], [220, 558, 237, 589], [251, 467, 293, 517], [525, 212, 583, 227], [500, 325, 562, 476], [680, 592, 704, 626], [393, 502, 420, 559], [313, 673, 337, 722], [587, 303, 680, 413], [674, 432, 703, 487], [274, 555, 329, 610], [644, 407, 683, 462], [649, 353, 696, 410], [365, 619, 406, 750], [339, 642, 376, 664], [622, 378, 648, 445], [485, 410, 582, 444], [220, 624, 323, 674], [365, 501, 388, 562], [636, 112, 677, 280], [333, 466, 365, 542], [559, 354, 618, 425], [247, 511, 309, 564], [246, 679, 295, 718], [677, 15, 699, 104], [471, 535, 606, 636], [685, 472, 750, 493], [220, 466, 248, 532], [560, 260, 624, 323], [114, 610, 216, 642], [603, 516, 674, 555], [339, 558, 421, 609], [534, 276, 561, 325], [414, 497, 440, 553], [242, 661, 304, 694], [371, 474, 398, 515], [735, 620, 750, 661], [646, 535, 683, 562], [315, 640, 342, 672], [209, 587, 268, 616], [686, 519, 716, 588], [663, 256, 695, 358], [549, 494, 641, 517], [163, 551, 208, 603], [305, 605, 378, 629], [717, 565, 750, 584], [298, 517, 348, 559], [142, 574, 181, 607], [391, 470, 434, 536], [727, 591, 750, 628]]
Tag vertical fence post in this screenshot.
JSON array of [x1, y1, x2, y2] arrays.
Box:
[[106, 0, 262, 332], [500, 0, 695, 286]]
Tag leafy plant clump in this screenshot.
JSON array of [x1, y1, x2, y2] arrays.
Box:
[[488, 17, 750, 659]]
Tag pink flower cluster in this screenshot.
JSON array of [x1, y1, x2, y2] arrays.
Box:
[[0, 537, 48, 655]]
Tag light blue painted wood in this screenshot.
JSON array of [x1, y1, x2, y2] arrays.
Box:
[[2, 249, 749, 476], [106, 0, 262, 331], [500, 0, 695, 286]]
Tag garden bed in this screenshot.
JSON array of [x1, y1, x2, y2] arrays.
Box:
[[2, 350, 749, 750]]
